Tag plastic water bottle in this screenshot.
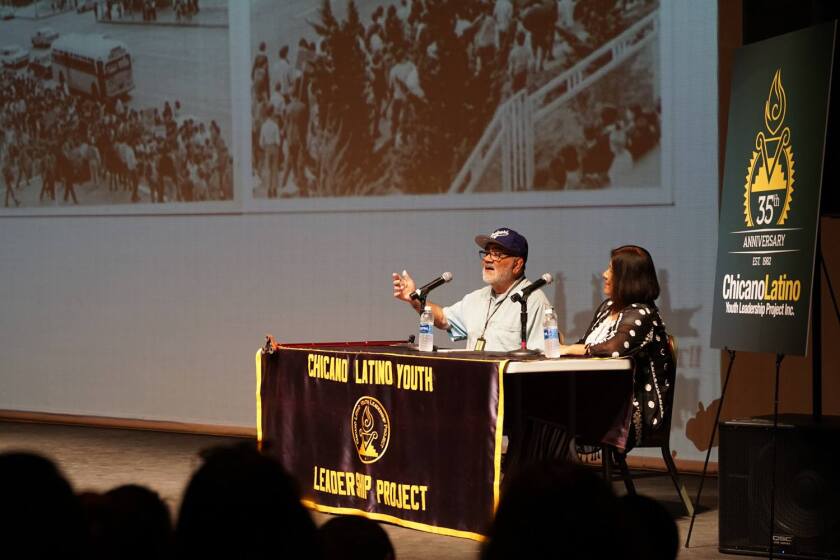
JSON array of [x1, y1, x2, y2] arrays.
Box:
[[543, 307, 561, 358], [419, 305, 434, 352]]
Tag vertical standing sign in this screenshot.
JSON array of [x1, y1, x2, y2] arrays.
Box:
[[711, 22, 836, 355]]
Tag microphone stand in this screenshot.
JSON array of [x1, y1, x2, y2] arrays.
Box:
[[508, 296, 541, 357]]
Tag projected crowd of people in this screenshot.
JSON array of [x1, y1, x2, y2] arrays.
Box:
[[251, 0, 660, 198], [0, 73, 232, 208]]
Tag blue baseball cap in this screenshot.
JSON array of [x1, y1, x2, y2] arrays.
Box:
[[475, 227, 528, 261]]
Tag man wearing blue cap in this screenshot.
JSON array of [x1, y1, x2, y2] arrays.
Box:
[[392, 227, 552, 352]]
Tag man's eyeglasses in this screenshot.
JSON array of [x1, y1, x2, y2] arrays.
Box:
[[479, 249, 514, 262]]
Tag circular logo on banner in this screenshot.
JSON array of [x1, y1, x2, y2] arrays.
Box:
[[351, 396, 391, 464], [744, 68, 795, 227]]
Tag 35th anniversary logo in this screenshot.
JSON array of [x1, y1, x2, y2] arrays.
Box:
[[722, 69, 803, 319]]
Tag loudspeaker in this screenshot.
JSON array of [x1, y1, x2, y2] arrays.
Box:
[[719, 415, 840, 559]]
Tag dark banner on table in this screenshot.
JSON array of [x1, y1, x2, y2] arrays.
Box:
[[711, 22, 836, 355], [257, 347, 504, 540]]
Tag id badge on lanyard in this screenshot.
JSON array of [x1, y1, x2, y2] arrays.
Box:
[[475, 278, 524, 352]]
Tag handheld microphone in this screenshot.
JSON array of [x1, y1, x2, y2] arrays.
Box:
[[410, 272, 453, 300], [510, 273, 554, 303]]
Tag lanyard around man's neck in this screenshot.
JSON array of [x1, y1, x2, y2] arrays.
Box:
[[480, 276, 526, 338]]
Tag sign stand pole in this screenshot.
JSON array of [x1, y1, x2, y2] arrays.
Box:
[[685, 347, 737, 548], [812, 230, 823, 421], [811, 228, 840, 422], [812, 230, 840, 421], [768, 353, 785, 560]]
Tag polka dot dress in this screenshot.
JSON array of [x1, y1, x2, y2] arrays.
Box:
[[579, 299, 675, 451]]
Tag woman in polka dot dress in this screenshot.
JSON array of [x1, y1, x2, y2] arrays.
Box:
[[559, 245, 674, 452]]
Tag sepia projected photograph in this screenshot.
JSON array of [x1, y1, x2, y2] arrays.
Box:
[[248, 0, 664, 211], [0, 0, 234, 214]]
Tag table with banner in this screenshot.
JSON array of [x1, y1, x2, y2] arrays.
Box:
[[256, 344, 633, 541]]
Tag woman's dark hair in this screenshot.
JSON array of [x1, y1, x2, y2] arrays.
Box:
[[609, 245, 660, 311]]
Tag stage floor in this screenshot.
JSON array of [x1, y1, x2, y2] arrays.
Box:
[[0, 421, 726, 559]]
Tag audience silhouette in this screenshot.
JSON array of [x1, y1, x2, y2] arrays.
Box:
[[482, 460, 624, 559], [2, 442, 680, 559], [0, 451, 87, 557], [81, 484, 173, 560], [620, 494, 679, 560], [175, 442, 320, 558], [320, 515, 396, 560]]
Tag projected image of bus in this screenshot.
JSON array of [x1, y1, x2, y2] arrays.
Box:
[[51, 33, 133, 99]]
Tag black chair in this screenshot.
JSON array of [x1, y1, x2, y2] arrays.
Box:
[[601, 335, 694, 516]]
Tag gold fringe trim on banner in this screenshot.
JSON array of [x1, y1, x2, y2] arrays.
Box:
[[494, 360, 507, 511], [300, 499, 487, 542], [255, 349, 263, 446]]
